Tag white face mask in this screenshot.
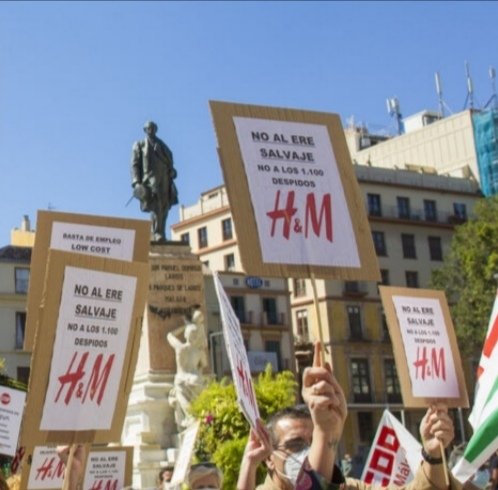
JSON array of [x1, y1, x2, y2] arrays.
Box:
[[283, 447, 310, 484]]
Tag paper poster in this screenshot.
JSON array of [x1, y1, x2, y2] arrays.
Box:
[[39, 266, 136, 430], [27, 446, 66, 489], [50, 222, 136, 260], [361, 410, 422, 486], [210, 101, 380, 281], [379, 286, 469, 408], [82, 449, 129, 490], [233, 117, 359, 267], [213, 272, 259, 427], [169, 421, 200, 487], [0, 386, 26, 456], [25, 210, 150, 352], [392, 295, 459, 398]]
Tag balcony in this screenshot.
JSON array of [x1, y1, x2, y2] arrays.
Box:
[[342, 281, 368, 298], [366, 205, 468, 226]]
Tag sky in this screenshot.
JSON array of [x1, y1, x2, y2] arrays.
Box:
[[1, 1, 498, 242]]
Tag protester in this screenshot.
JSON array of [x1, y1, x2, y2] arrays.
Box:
[[470, 462, 490, 488], [341, 453, 353, 478], [158, 464, 175, 487], [237, 341, 463, 490], [187, 462, 223, 490]]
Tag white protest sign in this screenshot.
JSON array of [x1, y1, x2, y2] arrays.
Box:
[[168, 421, 200, 487], [0, 386, 26, 457], [213, 272, 259, 427], [392, 296, 460, 399], [361, 410, 422, 486], [39, 266, 137, 430], [28, 446, 66, 489], [82, 449, 127, 490], [232, 117, 360, 268], [50, 222, 136, 261]]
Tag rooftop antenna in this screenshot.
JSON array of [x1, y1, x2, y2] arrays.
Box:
[[435, 71, 445, 118], [484, 66, 498, 110], [386, 97, 404, 135], [463, 60, 475, 110]]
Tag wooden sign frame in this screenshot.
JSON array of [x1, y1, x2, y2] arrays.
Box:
[[209, 100, 380, 281], [25, 210, 150, 351], [379, 286, 469, 408], [20, 250, 149, 446]]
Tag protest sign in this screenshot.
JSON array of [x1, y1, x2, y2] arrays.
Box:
[[213, 272, 259, 427], [20, 250, 149, 445], [19, 445, 132, 490], [168, 421, 200, 487], [379, 286, 468, 408], [0, 385, 26, 457], [361, 410, 422, 486], [24, 210, 150, 351], [209, 100, 380, 281]]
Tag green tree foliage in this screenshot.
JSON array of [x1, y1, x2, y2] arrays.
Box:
[[189, 365, 297, 488], [431, 195, 498, 356]]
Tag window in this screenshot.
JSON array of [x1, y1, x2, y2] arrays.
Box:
[[224, 253, 235, 271], [15, 267, 29, 294], [350, 359, 372, 402], [344, 281, 360, 293], [296, 310, 309, 341], [453, 202, 467, 220], [180, 232, 190, 244], [357, 412, 374, 443], [263, 297, 278, 325], [230, 296, 246, 323], [405, 271, 419, 288], [367, 193, 382, 217], [197, 227, 208, 249], [380, 269, 390, 285], [347, 305, 362, 340], [428, 236, 443, 261], [265, 340, 282, 371], [401, 234, 416, 259], [384, 359, 402, 403], [424, 200, 437, 222], [16, 367, 30, 386], [221, 218, 233, 241], [372, 231, 387, 256], [294, 278, 307, 297], [397, 196, 411, 219], [15, 312, 26, 350], [381, 311, 390, 342]]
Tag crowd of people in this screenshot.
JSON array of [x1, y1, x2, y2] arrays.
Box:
[[2, 342, 497, 490]]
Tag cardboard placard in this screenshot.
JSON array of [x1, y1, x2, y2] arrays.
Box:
[[0, 385, 26, 457], [24, 210, 150, 351], [379, 286, 469, 408], [20, 250, 149, 445], [19, 445, 132, 490], [209, 100, 380, 281], [213, 272, 259, 427]]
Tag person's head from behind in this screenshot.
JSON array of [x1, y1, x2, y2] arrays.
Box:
[[143, 120, 158, 137], [187, 463, 223, 490], [265, 405, 313, 489], [158, 465, 174, 485]]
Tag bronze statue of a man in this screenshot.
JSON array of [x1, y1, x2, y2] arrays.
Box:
[[131, 121, 178, 242]]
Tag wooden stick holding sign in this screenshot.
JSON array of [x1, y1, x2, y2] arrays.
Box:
[[213, 272, 260, 428], [310, 273, 326, 364]]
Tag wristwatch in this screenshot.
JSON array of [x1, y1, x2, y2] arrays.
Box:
[[421, 447, 444, 465]]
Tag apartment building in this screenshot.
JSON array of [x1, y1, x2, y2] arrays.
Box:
[[0, 216, 35, 384]]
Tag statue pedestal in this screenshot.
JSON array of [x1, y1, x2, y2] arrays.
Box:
[[122, 242, 206, 489]]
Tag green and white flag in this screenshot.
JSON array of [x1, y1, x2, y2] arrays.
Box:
[[453, 290, 498, 483]]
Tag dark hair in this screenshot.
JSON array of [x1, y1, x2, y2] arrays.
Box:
[[266, 404, 311, 447], [158, 466, 174, 482]]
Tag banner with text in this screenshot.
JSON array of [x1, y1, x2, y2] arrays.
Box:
[[0, 385, 26, 457], [213, 272, 259, 427], [361, 410, 422, 486], [20, 251, 149, 445], [379, 286, 468, 408], [209, 101, 380, 281]]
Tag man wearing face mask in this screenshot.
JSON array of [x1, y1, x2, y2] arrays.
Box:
[[237, 342, 463, 490]]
